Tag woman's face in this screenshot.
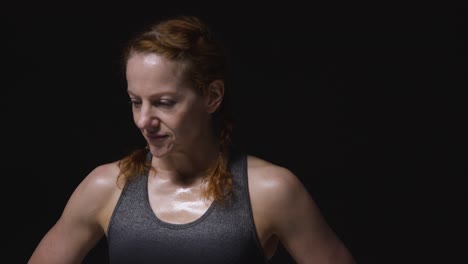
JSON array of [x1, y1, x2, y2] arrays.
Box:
[[126, 52, 212, 158]]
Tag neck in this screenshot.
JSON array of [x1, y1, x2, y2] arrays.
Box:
[[151, 140, 221, 183]]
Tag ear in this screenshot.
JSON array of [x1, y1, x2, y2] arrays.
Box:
[[205, 80, 224, 113]]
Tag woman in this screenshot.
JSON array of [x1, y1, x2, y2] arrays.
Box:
[[28, 15, 355, 264]]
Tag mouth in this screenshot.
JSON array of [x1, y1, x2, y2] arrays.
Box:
[[146, 133, 170, 142]]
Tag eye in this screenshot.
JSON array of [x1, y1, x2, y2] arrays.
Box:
[[129, 99, 142, 108], [154, 99, 176, 107]]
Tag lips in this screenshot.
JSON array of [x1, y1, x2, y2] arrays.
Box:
[[146, 134, 168, 140], [145, 133, 169, 142]]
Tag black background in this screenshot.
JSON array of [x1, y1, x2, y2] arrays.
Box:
[[5, 2, 466, 263]]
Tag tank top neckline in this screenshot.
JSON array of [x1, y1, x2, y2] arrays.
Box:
[[142, 157, 218, 229]]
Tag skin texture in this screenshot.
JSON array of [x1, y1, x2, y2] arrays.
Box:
[[28, 53, 356, 264]]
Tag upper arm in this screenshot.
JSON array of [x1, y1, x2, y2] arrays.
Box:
[[251, 161, 355, 264], [276, 172, 355, 263], [28, 162, 121, 264]]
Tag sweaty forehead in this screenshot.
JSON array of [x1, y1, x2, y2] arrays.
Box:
[[126, 53, 193, 95], [127, 53, 174, 70], [142, 53, 163, 65], [127, 53, 187, 80]]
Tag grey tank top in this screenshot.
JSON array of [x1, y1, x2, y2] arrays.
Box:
[[107, 150, 267, 264]]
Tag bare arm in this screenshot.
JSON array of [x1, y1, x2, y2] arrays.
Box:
[[250, 159, 356, 264], [275, 169, 355, 263], [28, 163, 121, 264]]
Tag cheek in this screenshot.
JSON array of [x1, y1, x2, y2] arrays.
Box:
[[174, 109, 207, 135]]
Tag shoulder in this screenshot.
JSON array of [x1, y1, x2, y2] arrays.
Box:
[[246, 155, 320, 228], [246, 155, 312, 221], [63, 160, 124, 227], [246, 155, 357, 263], [76, 160, 122, 197], [247, 155, 305, 199]]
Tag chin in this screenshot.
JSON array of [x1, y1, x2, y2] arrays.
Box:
[[148, 143, 173, 158]]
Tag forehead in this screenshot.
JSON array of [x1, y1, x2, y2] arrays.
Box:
[[126, 53, 186, 77], [140, 53, 163, 65], [126, 53, 193, 95]]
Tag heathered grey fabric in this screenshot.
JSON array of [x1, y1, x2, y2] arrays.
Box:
[[107, 149, 267, 264]]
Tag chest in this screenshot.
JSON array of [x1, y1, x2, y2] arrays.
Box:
[[148, 184, 213, 224], [108, 179, 265, 263]]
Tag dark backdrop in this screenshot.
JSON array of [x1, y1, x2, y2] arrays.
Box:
[[5, 3, 466, 264]]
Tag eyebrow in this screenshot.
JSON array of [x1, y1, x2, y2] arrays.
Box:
[[126, 89, 180, 98]]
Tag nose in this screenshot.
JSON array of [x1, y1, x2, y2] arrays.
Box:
[[135, 104, 159, 129]]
